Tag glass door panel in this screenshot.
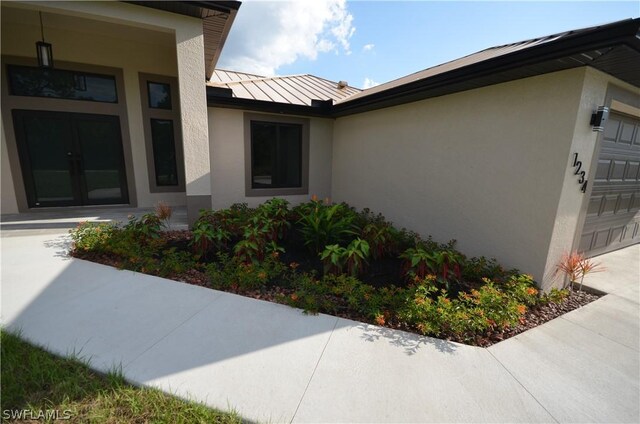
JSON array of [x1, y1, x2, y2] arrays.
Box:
[[13, 111, 80, 207], [74, 116, 128, 204]]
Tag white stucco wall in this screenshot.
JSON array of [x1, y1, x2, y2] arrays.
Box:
[[1, 2, 207, 211], [208, 108, 333, 209], [332, 67, 590, 285]]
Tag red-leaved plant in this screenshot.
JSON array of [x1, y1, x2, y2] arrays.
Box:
[[556, 251, 604, 291]]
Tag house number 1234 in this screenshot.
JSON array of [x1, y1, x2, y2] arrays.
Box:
[[572, 153, 588, 193]]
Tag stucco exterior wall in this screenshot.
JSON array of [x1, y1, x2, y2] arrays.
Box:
[[543, 68, 640, 287], [208, 108, 333, 209], [332, 67, 588, 285], [0, 2, 206, 211]]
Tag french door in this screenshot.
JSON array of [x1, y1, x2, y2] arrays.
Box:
[[13, 110, 129, 207]]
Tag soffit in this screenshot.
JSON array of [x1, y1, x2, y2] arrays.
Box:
[[125, 1, 240, 78]]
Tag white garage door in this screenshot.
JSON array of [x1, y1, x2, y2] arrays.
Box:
[[579, 112, 640, 256]]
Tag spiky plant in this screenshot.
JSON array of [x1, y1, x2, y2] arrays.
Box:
[[556, 252, 604, 291]]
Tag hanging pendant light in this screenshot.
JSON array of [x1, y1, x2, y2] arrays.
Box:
[[36, 11, 53, 68]]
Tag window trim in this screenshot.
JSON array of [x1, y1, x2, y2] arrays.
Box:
[[244, 113, 310, 197], [139, 73, 185, 193]]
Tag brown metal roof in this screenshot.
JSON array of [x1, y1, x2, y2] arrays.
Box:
[[208, 73, 361, 106], [210, 69, 266, 83]]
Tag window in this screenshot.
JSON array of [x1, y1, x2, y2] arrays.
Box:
[[244, 114, 309, 196], [147, 82, 172, 110], [8, 65, 117, 103], [139, 74, 185, 192], [251, 122, 302, 188], [150, 119, 178, 186]]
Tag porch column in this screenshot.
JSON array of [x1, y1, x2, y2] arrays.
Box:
[[175, 25, 211, 225]]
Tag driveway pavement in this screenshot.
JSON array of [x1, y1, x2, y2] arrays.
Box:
[[1, 214, 638, 423]]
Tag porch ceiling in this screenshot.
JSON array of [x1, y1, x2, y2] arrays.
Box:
[[1, 6, 175, 47]]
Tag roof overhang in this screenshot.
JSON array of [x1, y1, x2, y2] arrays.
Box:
[[125, 1, 240, 79], [332, 18, 640, 117]]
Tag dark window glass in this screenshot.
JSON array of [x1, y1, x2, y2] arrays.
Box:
[[150, 119, 178, 186], [148, 82, 172, 109], [21, 115, 75, 204], [8, 65, 117, 103], [251, 121, 302, 188], [76, 118, 124, 200]]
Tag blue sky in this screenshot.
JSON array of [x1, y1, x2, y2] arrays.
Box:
[[218, 1, 639, 89]]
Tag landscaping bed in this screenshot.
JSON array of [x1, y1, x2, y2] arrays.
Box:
[[69, 198, 601, 347]]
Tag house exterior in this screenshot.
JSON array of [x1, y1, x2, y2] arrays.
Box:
[[1, 0, 239, 220], [1, 1, 638, 289]]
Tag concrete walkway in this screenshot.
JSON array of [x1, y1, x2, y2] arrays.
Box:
[[1, 216, 638, 423]]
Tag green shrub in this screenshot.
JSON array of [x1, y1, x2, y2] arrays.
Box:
[[401, 278, 530, 342], [124, 213, 163, 240], [191, 214, 231, 257], [325, 274, 406, 322], [295, 200, 358, 254], [320, 244, 346, 275], [206, 252, 286, 293], [501, 274, 540, 307], [158, 248, 196, 277], [255, 198, 291, 240], [285, 274, 335, 315], [541, 287, 570, 304], [361, 222, 399, 260], [69, 222, 115, 252], [319, 238, 370, 277], [399, 246, 437, 279]]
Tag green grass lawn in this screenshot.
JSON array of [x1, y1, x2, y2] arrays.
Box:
[[1, 330, 242, 423]]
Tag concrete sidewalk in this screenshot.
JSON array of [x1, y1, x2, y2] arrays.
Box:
[[1, 224, 638, 423]]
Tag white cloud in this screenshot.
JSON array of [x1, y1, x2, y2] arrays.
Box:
[[363, 43, 375, 52], [217, 0, 356, 76], [362, 77, 380, 89]]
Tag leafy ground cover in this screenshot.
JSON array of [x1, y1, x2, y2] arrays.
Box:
[[69, 199, 600, 347], [0, 330, 241, 423]]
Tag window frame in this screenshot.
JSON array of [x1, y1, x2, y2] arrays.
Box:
[[244, 113, 310, 197], [139, 73, 185, 193]]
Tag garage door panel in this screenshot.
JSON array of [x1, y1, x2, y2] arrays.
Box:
[[595, 159, 611, 180], [617, 193, 632, 213], [587, 196, 603, 216], [610, 226, 625, 244], [579, 232, 594, 251], [619, 122, 635, 145], [581, 112, 640, 256], [631, 193, 640, 212], [622, 223, 637, 242], [610, 160, 627, 180], [601, 194, 619, 215], [625, 161, 639, 180], [593, 229, 610, 249], [603, 117, 621, 140]]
